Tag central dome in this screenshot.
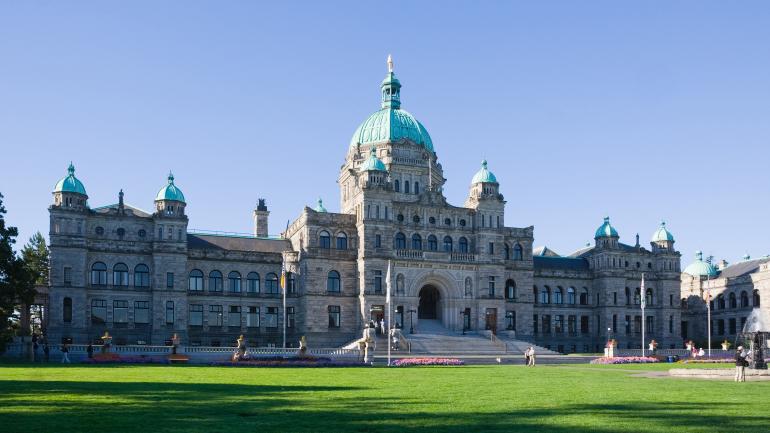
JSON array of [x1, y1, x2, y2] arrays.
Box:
[[349, 56, 434, 152]]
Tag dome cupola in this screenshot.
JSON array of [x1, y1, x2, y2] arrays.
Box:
[[53, 162, 87, 196], [683, 251, 717, 278], [651, 221, 675, 243], [359, 147, 387, 172], [315, 198, 328, 213], [471, 160, 498, 184], [155, 172, 186, 203], [349, 55, 434, 152], [595, 216, 619, 239]]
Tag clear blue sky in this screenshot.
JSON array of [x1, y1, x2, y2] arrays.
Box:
[[2, 1, 769, 265]]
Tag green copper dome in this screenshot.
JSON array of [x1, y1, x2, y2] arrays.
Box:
[[53, 162, 87, 195], [349, 56, 434, 152], [155, 172, 186, 203], [683, 251, 717, 277], [595, 217, 619, 238], [359, 148, 387, 172], [315, 198, 328, 213], [471, 160, 497, 184], [651, 221, 675, 243]]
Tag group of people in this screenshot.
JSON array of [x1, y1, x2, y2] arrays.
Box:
[[523, 347, 536, 366], [30, 333, 73, 363]]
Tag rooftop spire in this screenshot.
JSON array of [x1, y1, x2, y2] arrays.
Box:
[[381, 55, 401, 109], [68, 162, 75, 176], [168, 171, 175, 184], [387, 54, 394, 72]]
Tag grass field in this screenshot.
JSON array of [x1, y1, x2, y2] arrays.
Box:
[[1, 361, 768, 433]]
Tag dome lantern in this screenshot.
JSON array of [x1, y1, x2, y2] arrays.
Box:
[[683, 250, 718, 278], [471, 159, 498, 184], [594, 216, 619, 239], [359, 147, 387, 172], [315, 198, 328, 213], [154, 171, 186, 217], [52, 162, 88, 209]]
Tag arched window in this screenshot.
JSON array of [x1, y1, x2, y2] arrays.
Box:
[[394, 179, 400, 192], [459, 237, 469, 253], [113, 263, 128, 286], [327, 270, 341, 293], [134, 264, 150, 288], [404, 180, 410, 194], [443, 236, 453, 252], [336, 232, 348, 250], [567, 287, 576, 305], [189, 269, 204, 291], [228, 271, 241, 293], [319, 230, 331, 249], [533, 286, 539, 304], [717, 294, 725, 310], [634, 288, 641, 305], [554, 287, 563, 304], [505, 279, 516, 300], [504, 244, 510, 260], [741, 291, 749, 308], [63, 297, 72, 323], [427, 235, 438, 251], [265, 273, 279, 294], [580, 288, 589, 305], [753, 290, 760, 307], [540, 286, 551, 304], [513, 244, 523, 261], [411, 233, 422, 250], [394, 232, 406, 249], [625, 287, 630, 305], [414, 182, 419, 194], [729, 292, 737, 309], [247, 272, 260, 293], [645, 288, 653, 306], [209, 270, 223, 292]]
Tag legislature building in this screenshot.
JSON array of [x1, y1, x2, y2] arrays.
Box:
[[45, 58, 686, 352]]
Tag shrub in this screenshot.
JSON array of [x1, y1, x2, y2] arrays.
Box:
[[391, 358, 464, 367], [590, 356, 659, 365]]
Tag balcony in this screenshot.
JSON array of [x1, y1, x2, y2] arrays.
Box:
[[395, 249, 424, 259], [451, 253, 476, 262]]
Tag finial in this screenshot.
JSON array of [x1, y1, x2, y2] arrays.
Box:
[[387, 54, 393, 73], [696, 251, 703, 260], [481, 159, 487, 168], [370, 147, 377, 156], [660, 220, 666, 227], [68, 162, 75, 175], [604, 216, 610, 223], [318, 198, 323, 206], [168, 171, 174, 183], [118, 189, 124, 206]]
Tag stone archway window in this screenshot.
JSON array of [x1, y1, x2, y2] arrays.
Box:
[[394, 232, 406, 249], [319, 231, 331, 249], [459, 237, 469, 253], [427, 235, 438, 251], [567, 287, 576, 304], [741, 291, 749, 308], [729, 292, 737, 309], [443, 236, 453, 252], [513, 244, 523, 261], [336, 232, 348, 250], [412, 233, 422, 250], [753, 290, 760, 307], [505, 279, 516, 300]]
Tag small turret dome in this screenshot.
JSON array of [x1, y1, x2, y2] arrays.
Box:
[[349, 56, 434, 152], [359, 148, 387, 172], [683, 251, 717, 277], [595, 217, 619, 238], [315, 198, 328, 213], [651, 221, 675, 243], [471, 160, 497, 184], [155, 172, 186, 203], [53, 162, 87, 195]]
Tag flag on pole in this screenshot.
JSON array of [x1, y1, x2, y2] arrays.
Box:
[[280, 257, 287, 348], [386, 260, 392, 304], [640, 273, 646, 309], [386, 260, 392, 366]]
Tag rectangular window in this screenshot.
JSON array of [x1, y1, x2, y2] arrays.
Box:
[[328, 305, 341, 328], [568, 315, 577, 335], [373, 270, 383, 294], [613, 292, 617, 305], [505, 311, 515, 330], [625, 315, 631, 335], [612, 314, 617, 333], [488, 242, 494, 254], [113, 300, 128, 323], [670, 294, 674, 306], [580, 315, 589, 334], [91, 299, 107, 324], [287, 306, 295, 328], [228, 306, 241, 327], [63, 266, 72, 285], [554, 315, 564, 333], [669, 315, 674, 333], [166, 272, 174, 289], [488, 276, 496, 298], [266, 307, 278, 328], [209, 305, 223, 327], [165, 301, 174, 325], [247, 306, 260, 328], [717, 319, 725, 335], [376, 205, 380, 219], [646, 316, 654, 334], [375, 234, 381, 248], [741, 316, 747, 330], [542, 315, 551, 334], [533, 314, 538, 335], [634, 316, 642, 334], [189, 304, 203, 326]]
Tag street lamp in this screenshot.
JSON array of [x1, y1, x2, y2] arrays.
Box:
[[408, 308, 416, 334]]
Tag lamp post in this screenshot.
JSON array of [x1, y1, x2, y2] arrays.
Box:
[[460, 310, 467, 335], [408, 308, 416, 334]]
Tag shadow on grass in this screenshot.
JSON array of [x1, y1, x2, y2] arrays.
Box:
[[0, 379, 769, 433]]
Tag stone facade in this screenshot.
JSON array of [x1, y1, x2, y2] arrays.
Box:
[[45, 61, 685, 352]]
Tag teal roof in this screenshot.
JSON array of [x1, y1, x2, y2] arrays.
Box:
[[683, 251, 718, 277], [651, 221, 675, 243], [53, 162, 87, 195], [471, 160, 497, 184], [349, 58, 434, 152], [315, 198, 328, 213], [359, 147, 387, 172], [155, 172, 186, 203], [594, 217, 619, 238]]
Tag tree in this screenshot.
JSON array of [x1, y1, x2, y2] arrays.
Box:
[[0, 193, 36, 352], [21, 232, 49, 286]]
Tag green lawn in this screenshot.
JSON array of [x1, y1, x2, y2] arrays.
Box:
[[1, 362, 767, 433]]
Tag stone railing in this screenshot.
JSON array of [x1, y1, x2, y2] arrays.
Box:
[[451, 253, 476, 262], [394, 329, 411, 353], [613, 348, 735, 358], [395, 249, 423, 259]]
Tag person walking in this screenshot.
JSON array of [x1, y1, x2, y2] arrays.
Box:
[[61, 343, 71, 364], [735, 346, 747, 382], [524, 347, 530, 365], [527, 347, 536, 366], [86, 343, 94, 359]]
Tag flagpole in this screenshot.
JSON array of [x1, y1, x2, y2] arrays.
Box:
[[706, 274, 711, 359], [641, 273, 645, 357], [386, 260, 392, 366], [281, 258, 287, 349]]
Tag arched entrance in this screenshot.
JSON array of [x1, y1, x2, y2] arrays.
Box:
[[418, 285, 440, 320]]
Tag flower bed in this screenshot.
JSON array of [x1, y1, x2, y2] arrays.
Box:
[[82, 356, 170, 365], [391, 358, 464, 367], [590, 356, 659, 365], [679, 355, 733, 364], [211, 356, 366, 367]]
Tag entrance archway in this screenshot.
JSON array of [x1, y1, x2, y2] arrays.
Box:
[[418, 285, 440, 319]]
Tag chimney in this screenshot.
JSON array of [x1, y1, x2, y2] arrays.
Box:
[[253, 198, 269, 237]]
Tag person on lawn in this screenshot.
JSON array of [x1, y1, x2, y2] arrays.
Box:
[[735, 346, 748, 382], [60, 343, 71, 364]]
